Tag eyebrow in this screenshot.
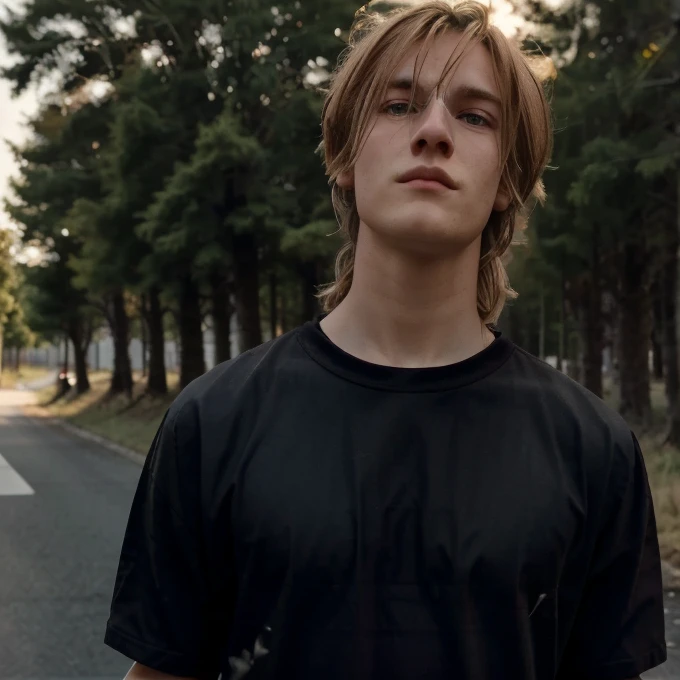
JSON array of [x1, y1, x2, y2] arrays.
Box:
[[386, 77, 502, 108]]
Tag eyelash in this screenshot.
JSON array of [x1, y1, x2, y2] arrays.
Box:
[[382, 101, 491, 127]]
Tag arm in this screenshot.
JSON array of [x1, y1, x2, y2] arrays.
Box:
[[105, 404, 234, 678], [557, 433, 666, 679], [125, 663, 197, 680]]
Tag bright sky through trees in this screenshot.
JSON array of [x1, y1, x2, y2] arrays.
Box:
[[0, 0, 561, 225]]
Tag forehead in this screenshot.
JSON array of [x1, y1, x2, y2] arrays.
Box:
[[391, 31, 498, 95]]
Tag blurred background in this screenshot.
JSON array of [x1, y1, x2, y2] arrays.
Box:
[[0, 0, 679, 676]]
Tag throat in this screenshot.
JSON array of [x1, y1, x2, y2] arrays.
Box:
[[320, 305, 495, 369]]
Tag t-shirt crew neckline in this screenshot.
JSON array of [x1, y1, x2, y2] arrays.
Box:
[[296, 317, 516, 393]]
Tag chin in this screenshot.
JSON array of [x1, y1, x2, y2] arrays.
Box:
[[372, 215, 481, 258]]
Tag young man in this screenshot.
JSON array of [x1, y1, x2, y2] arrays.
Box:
[[105, 2, 667, 679]]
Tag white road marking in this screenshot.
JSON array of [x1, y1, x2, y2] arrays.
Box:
[[0, 453, 35, 495]]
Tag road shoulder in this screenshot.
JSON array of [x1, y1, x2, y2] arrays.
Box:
[[23, 400, 146, 466]]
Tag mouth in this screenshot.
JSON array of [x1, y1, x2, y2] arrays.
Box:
[[397, 166, 457, 191], [401, 178, 450, 191]]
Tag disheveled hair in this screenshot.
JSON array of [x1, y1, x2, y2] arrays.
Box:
[[317, 0, 554, 323]]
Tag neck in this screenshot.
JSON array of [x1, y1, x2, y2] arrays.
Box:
[[320, 226, 495, 368]]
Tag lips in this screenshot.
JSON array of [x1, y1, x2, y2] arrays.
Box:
[[397, 166, 457, 190]]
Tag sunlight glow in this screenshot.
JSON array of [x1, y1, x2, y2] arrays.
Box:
[[14, 244, 44, 266], [141, 45, 163, 64], [112, 16, 137, 39], [87, 79, 114, 102], [397, 0, 568, 37]]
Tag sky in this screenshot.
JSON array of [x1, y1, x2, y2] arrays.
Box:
[[0, 0, 38, 228], [0, 0, 540, 228]]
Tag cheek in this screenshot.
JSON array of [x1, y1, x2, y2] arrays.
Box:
[[463, 140, 503, 195], [352, 139, 389, 214], [470, 135, 502, 178], [353, 123, 404, 185], [354, 137, 381, 179], [353, 177, 374, 222]]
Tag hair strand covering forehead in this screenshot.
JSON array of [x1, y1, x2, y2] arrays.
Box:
[[318, 0, 554, 324]]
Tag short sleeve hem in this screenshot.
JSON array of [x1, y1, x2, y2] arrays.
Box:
[[104, 622, 211, 678], [575, 643, 667, 680]]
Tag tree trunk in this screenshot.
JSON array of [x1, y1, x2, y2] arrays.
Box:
[[558, 269, 566, 373], [538, 284, 546, 360], [210, 273, 232, 365], [664, 169, 680, 445], [299, 261, 320, 325], [580, 227, 604, 397], [233, 231, 262, 352], [652, 333, 664, 380], [146, 286, 167, 395], [72, 341, 90, 394], [140, 294, 148, 379], [63, 334, 70, 373], [618, 242, 652, 428], [570, 306, 584, 383], [108, 289, 133, 397], [178, 275, 205, 389], [582, 298, 603, 398], [269, 270, 278, 339], [652, 278, 665, 380], [279, 290, 288, 334], [67, 321, 90, 394]]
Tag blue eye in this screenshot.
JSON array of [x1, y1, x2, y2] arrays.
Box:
[[460, 113, 489, 127], [383, 102, 412, 116]]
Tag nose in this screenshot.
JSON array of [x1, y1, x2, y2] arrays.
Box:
[[409, 98, 454, 158]]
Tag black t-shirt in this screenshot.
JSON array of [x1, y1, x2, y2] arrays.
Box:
[[105, 320, 667, 680]]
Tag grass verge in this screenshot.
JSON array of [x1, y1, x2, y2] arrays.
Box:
[[0, 365, 53, 390], [604, 377, 680, 567], [640, 437, 680, 568], [25, 370, 179, 455]]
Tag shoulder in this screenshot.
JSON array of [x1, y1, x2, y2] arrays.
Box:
[[507, 344, 630, 434], [166, 327, 305, 428], [504, 344, 637, 480], [150, 327, 310, 480]]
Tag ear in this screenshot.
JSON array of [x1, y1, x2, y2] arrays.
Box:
[[493, 185, 510, 212], [337, 169, 355, 190]]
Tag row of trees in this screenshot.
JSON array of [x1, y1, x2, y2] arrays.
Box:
[[503, 0, 680, 440], [0, 230, 32, 381], [0, 0, 371, 393], [0, 0, 679, 443]]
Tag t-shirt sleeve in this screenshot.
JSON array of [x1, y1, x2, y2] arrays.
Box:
[[557, 431, 667, 680], [105, 403, 232, 679]]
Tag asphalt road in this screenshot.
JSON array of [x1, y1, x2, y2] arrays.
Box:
[[1, 387, 680, 679], [0, 390, 134, 680], [645, 590, 680, 679]]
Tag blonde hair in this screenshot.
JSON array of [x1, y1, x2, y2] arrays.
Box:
[[317, 0, 553, 323]]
